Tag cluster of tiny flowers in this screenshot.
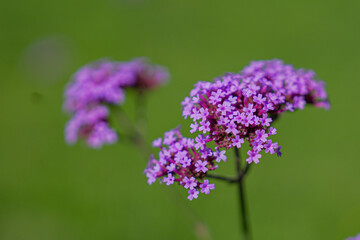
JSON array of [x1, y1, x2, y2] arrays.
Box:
[[346, 234, 360, 240], [181, 59, 329, 164], [145, 128, 227, 200], [65, 105, 118, 148], [64, 58, 169, 148]]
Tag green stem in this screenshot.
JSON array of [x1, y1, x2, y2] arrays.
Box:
[[113, 100, 211, 240], [234, 148, 251, 240], [136, 90, 147, 137], [112, 106, 151, 159], [206, 174, 238, 183]]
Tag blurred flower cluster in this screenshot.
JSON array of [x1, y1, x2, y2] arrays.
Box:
[[346, 234, 360, 240], [64, 58, 169, 148], [146, 59, 329, 200]]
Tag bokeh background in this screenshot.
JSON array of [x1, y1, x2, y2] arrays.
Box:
[[1, 0, 359, 239]]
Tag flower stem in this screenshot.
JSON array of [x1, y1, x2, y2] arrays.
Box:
[[113, 103, 211, 240], [112, 105, 151, 158], [136, 90, 147, 137], [206, 174, 238, 183], [234, 148, 251, 240]]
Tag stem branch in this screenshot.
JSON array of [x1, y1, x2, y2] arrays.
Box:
[[206, 174, 238, 183]]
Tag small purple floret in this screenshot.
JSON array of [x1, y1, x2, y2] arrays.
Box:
[[200, 179, 215, 195], [187, 189, 199, 201]]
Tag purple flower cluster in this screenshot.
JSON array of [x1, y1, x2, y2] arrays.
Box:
[[65, 105, 118, 148], [145, 128, 224, 200], [346, 234, 360, 240], [182, 59, 329, 164], [64, 58, 169, 148]]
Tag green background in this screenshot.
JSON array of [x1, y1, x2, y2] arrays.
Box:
[[1, 0, 359, 239]]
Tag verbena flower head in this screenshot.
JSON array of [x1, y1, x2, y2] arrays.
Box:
[[181, 59, 329, 164], [346, 234, 360, 240], [64, 58, 169, 148], [145, 128, 224, 200]]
